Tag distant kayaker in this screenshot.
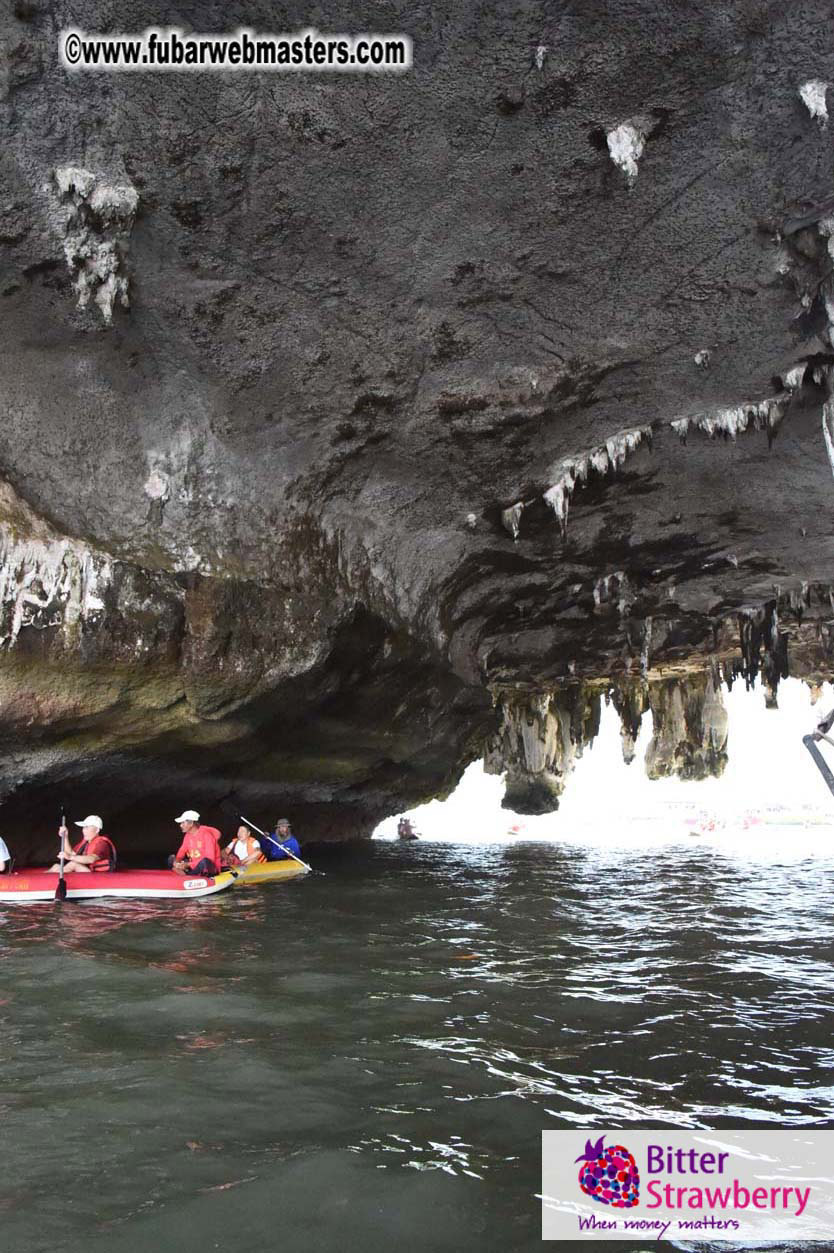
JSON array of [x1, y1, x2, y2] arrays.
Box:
[[397, 818, 418, 841], [222, 823, 266, 868], [48, 816, 117, 873], [0, 835, 10, 872], [261, 818, 301, 861], [169, 810, 222, 876]]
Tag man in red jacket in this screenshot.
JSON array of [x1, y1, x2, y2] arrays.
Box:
[[169, 810, 222, 876]]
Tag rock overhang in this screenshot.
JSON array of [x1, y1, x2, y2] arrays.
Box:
[[1, 1, 834, 851]]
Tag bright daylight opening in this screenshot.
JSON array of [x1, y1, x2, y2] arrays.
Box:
[[375, 678, 834, 846]]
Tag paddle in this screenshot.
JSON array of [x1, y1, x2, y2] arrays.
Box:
[[239, 816, 321, 876], [55, 804, 67, 902]]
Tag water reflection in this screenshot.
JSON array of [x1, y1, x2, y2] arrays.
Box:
[[2, 837, 834, 1252]]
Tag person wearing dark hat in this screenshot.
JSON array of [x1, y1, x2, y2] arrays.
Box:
[[261, 818, 301, 862]]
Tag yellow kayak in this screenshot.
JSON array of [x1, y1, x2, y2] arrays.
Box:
[[233, 859, 308, 885]]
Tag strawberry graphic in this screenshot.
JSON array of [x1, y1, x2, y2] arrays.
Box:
[[576, 1135, 639, 1208]]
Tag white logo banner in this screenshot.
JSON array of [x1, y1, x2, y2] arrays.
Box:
[[542, 1130, 834, 1241]]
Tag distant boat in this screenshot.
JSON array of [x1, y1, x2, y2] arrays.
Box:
[[682, 810, 815, 837]]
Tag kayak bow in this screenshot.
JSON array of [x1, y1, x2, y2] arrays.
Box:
[[231, 859, 308, 885]]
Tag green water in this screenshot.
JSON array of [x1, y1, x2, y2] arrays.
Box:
[[2, 839, 834, 1252]]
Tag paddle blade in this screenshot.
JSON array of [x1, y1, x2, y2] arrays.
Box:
[[54, 876, 67, 902]]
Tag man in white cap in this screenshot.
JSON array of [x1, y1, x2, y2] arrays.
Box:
[[48, 816, 117, 874], [169, 810, 222, 876]]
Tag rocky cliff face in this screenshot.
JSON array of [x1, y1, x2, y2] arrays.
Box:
[[2, 2, 834, 860]]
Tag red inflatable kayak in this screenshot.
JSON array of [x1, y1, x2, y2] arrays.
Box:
[[0, 868, 238, 903]]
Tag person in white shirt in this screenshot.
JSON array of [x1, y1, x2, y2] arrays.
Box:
[[0, 836, 10, 873], [222, 824, 266, 868]]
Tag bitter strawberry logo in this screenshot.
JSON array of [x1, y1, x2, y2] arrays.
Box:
[[576, 1135, 640, 1208]]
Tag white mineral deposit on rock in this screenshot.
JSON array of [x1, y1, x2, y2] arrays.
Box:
[[671, 398, 786, 441], [501, 502, 524, 541], [822, 373, 834, 480], [606, 120, 646, 183], [543, 426, 651, 535], [144, 470, 171, 502], [52, 165, 138, 325], [0, 528, 111, 648], [593, 571, 633, 616], [799, 79, 829, 127]]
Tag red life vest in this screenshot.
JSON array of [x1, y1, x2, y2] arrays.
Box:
[[74, 835, 117, 873]]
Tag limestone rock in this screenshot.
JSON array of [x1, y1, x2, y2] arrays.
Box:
[[2, 2, 834, 855], [645, 672, 729, 782], [485, 686, 601, 813], [51, 165, 138, 324]]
